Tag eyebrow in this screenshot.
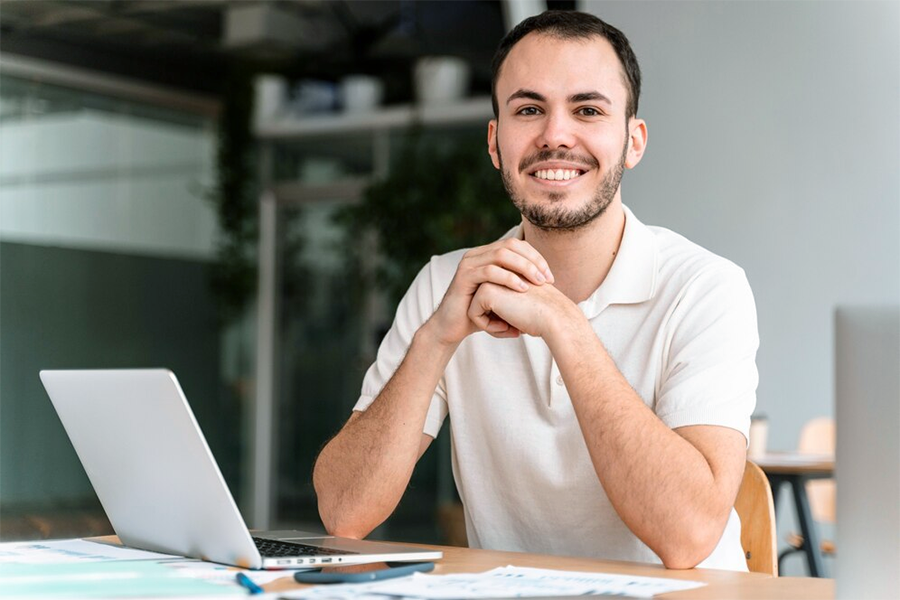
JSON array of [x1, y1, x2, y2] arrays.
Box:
[[568, 91, 612, 105], [506, 88, 613, 106], [506, 89, 546, 104]]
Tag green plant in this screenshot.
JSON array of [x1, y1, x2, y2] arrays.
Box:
[[209, 67, 258, 324], [338, 126, 519, 307]]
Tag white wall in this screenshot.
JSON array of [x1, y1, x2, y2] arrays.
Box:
[[578, 0, 899, 443], [579, 0, 899, 575]]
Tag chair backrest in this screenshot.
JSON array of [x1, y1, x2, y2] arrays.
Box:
[[734, 460, 778, 575], [798, 416, 836, 523]]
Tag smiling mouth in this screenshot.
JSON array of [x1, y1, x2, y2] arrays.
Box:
[[530, 168, 585, 182]]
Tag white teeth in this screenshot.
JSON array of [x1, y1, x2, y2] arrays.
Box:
[[534, 169, 581, 181]]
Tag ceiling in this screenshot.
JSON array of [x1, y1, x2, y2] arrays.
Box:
[[0, 0, 572, 102]]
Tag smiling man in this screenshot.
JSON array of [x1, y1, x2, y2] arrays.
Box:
[[313, 11, 758, 571]]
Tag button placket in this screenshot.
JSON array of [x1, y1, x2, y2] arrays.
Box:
[[549, 359, 565, 407]]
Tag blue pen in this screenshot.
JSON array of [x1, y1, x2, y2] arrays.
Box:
[[235, 571, 264, 595]]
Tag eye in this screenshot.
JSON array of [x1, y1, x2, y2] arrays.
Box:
[[577, 106, 603, 117], [516, 106, 542, 116]]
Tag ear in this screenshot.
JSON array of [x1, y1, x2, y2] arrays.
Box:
[[487, 119, 500, 170], [625, 117, 648, 169]]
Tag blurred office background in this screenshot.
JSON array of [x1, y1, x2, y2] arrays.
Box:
[[0, 0, 896, 579]]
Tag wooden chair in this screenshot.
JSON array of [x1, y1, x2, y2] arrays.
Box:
[[779, 417, 836, 570], [734, 460, 778, 575]]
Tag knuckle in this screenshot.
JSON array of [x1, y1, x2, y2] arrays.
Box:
[[509, 238, 529, 251], [501, 240, 520, 254], [483, 282, 500, 297], [494, 248, 514, 263], [463, 244, 487, 260], [484, 264, 502, 278]]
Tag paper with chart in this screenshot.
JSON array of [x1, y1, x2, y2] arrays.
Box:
[[281, 564, 707, 599], [0, 561, 245, 598], [0, 538, 291, 595], [0, 539, 177, 564]]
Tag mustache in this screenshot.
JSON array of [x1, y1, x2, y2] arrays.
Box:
[[518, 149, 599, 173]]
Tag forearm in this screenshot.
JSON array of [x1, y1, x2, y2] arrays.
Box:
[[312, 320, 457, 538], [548, 313, 737, 568]]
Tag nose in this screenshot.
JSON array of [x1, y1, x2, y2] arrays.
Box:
[[536, 110, 576, 150]]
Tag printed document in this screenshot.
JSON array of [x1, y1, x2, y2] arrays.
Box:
[[0, 539, 176, 564], [281, 565, 707, 599]]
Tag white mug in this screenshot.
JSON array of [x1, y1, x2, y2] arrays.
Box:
[[748, 417, 768, 459], [414, 56, 470, 105], [341, 75, 384, 113]]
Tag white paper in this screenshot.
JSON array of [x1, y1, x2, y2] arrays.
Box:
[[279, 564, 707, 599], [0, 539, 179, 565], [161, 558, 294, 586]]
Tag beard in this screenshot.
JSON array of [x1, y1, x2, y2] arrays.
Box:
[[498, 136, 628, 232]]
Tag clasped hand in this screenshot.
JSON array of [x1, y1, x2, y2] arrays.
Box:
[[429, 238, 573, 344]]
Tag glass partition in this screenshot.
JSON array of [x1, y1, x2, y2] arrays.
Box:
[[0, 73, 241, 541], [265, 124, 501, 544]]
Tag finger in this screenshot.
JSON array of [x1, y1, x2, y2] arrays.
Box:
[[468, 287, 500, 331], [486, 325, 521, 339], [477, 245, 552, 286], [487, 321, 521, 339], [467, 303, 493, 331], [500, 239, 555, 283], [478, 264, 530, 292], [462, 249, 543, 288], [485, 314, 512, 333], [465, 239, 554, 284]]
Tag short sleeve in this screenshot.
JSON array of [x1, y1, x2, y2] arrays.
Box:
[[655, 265, 759, 442], [353, 261, 450, 439]]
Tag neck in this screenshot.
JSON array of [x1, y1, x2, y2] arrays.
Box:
[[521, 198, 626, 303]]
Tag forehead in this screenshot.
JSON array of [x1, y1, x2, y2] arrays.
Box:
[[498, 32, 628, 108]]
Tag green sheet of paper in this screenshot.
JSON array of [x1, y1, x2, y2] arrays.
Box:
[[0, 561, 243, 598]]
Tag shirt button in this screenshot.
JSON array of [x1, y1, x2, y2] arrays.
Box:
[[555, 375, 564, 386]]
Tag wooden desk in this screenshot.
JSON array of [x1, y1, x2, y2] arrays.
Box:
[[259, 541, 834, 599], [754, 453, 835, 577], [92, 535, 832, 598]]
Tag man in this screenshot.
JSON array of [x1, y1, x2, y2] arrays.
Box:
[[313, 10, 758, 571]]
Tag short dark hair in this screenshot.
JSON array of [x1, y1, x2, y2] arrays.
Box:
[[491, 10, 642, 119]]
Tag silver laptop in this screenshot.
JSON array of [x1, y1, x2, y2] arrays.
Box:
[[40, 369, 442, 570]]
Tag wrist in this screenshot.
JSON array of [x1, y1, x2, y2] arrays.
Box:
[[416, 317, 463, 360], [543, 300, 591, 351]]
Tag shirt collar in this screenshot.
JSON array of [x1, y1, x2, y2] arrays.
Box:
[[581, 204, 658, 316], [500, 205, 658, 318]]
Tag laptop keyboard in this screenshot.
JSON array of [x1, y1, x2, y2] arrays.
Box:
[[252, 537, 358, 558]]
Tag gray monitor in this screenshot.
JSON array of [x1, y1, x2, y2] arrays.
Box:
[[835, 306, 900, 599]]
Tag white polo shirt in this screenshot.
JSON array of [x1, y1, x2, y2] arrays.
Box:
[[354, 205, 758, 571]]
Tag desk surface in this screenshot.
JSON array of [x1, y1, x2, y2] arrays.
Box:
[[256, 541, 834, 599], [754, 452, 835, 475], [93, 536, 833, 598]]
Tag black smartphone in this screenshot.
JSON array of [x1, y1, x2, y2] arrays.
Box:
[[293, 561, 435, 584]]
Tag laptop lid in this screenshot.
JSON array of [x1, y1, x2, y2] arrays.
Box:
[[41, 369, 442, 570], [41, 369, 265, 568]]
